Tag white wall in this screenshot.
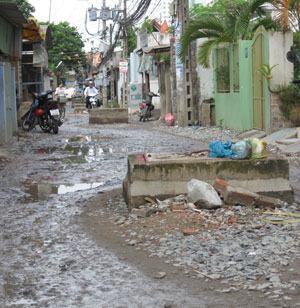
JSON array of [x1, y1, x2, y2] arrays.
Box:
[[196, 38, 214, 102], [268, 32, 293, 87]]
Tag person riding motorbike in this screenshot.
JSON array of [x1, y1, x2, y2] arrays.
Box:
[[139, 91, 159, 121], [84, 81, 99, 109]]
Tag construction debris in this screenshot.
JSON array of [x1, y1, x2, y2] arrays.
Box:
[[187, 179, 222, 209], [214, 178, 285, 208]]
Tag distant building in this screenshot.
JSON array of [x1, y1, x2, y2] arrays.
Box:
[[148, 0, 173, 24], [0, 1, 26, 144], [22, 18, 53, 100]]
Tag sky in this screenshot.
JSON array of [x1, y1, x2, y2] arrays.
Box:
[[28, 0, 163, 51], [28, 0, 211, 51], [28, 0, 121, 50]]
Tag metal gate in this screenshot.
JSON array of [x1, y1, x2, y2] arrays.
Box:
[[252, 27, 266, 130], [0, 62, 17, 144]]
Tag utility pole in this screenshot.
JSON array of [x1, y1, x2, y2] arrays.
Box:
[[48, 0, 52, 23], [102, 0, 108, 107], [122, 0, 128, 108]]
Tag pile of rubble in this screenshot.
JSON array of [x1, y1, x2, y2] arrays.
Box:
[[156, 124, 239, 144], [261, 127, 300, 156], [108, 178, 300, 300]]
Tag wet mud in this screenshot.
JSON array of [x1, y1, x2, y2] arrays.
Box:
[[0, 114, 208, 307]]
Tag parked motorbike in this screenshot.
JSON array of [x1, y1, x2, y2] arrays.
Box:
[[21, 90, 63, 134], [87, 95, 101, 109], [139, 92, 159, 122]]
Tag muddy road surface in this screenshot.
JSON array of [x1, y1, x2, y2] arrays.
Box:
[[0, 114, 210, 307], [1, 114, 298, 307]]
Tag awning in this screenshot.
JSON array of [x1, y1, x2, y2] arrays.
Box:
[[0, 2, 26, 25], [23, 17, 45, 42], [142, 44, 170, 55]]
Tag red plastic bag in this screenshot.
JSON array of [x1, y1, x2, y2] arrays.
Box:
[[165, 113, 175, 126]]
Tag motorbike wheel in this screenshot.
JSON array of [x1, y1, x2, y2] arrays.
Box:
[[59, 106, 65, 120], [39, 117, 51, 133], [22, 114, 35, 131], [52, 120, 59, 134]]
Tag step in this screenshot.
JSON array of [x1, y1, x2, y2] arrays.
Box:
[[123, 154, 293, 207]]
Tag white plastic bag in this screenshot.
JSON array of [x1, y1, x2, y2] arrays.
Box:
[[187, 179, 223, 209]]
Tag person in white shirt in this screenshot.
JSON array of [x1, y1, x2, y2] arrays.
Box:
[[54, 83, 66, 102], [84, 81, 98, 109]]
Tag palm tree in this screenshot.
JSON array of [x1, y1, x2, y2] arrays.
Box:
[[180, 0, 276, 68], [273, 0, 300, 31]]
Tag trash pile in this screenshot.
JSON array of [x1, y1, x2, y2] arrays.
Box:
[[128, 178, 286, 223], [113, 178, 300, 299], [208, 138, 267, 159]]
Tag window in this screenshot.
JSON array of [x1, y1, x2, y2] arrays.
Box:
[[216, 48, 230, 93], [187, 85, 190, 95], [233, 44, 240, 92]]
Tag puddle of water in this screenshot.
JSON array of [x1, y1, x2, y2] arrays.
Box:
[[35, 144, 114, 164], [23, 182, 104, 202], [66, 135, 112, 143], [33, 133, 120, 165]]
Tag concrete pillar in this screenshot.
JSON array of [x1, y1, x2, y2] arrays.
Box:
[[165, 63, 171, 114], [11, 66, 18, 134], [0, 63, 6, 144], [170, 37, 177, 115], [158, 62, 166, 118]]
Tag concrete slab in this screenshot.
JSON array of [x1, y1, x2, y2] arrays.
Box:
[[281, 141, 300, 154], [262, 128, 298, 145], [89, 108, 128, 124], [123, 153, 293, 207], [276, 138, 300, 145], [238, 129, 267, 139]]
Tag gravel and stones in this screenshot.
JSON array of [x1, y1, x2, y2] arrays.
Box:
[[107, 195, 300, 299]]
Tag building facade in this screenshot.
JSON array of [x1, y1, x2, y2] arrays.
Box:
[[0, 2, 26, 144]]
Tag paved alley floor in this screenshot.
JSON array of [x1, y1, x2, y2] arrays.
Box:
[[0, 112, 299, 307]]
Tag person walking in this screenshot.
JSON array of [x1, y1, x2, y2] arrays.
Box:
[[84, 81, 98, 109], [54, 83, 66, 102]]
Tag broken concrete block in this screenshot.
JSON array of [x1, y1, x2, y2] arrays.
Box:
[[238, 129, 267, 140], [254, 195, 285, 208], [214, 178, 229, 198], [187, 179, 222, 209], [89, 108, 128, 124], [223, 186, 257, 206], [131, 207, 156, 218], [123, 154, 293, 207], [262, 128, 298, 145], [276, 138, 300, 145], [222, 184, 285, 208], [281, 141, 300, 155]]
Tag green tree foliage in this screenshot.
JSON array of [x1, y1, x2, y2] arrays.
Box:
[[48, 22, 86, 73], [15, 0, 35, 19], [180, 0, 277, 67], [127, 27, 137, 55], [141, 18, 156, 33]]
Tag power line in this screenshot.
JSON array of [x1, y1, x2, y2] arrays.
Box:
[[148, 0, 162, 19]]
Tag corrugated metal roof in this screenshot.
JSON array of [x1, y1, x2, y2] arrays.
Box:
[[0, 2, 26, 25]]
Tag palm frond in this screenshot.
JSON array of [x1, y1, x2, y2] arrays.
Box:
[[197, 36, 231, 68], [197, 39, 217, 68], [179, 15, 226, 62]]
